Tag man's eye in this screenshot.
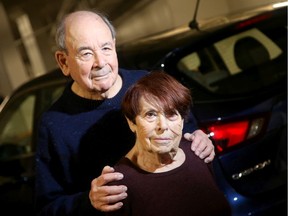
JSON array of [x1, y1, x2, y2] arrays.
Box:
[[102, 47, 113, 54], [79, 52, 93, 61], [103, 46, 111, 50], [83, 52, 93, 57]]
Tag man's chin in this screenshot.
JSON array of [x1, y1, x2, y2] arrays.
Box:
[[90, 84, 111, 94]]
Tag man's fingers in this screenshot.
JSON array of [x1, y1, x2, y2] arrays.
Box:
[[90, 185, 127, 202], [204, 151, 215, 163], [97, 185, 127, 197], [89, 166, 128, 212], [101, 165, 115, 174], [90, 185, 127, 212], [183, 132, 193, 141], [184, 130, 215, 163], [99, 201, 124, 212], [102, 188, 127, 203], [199, 144, 214, 159], [96, 166, 124, 187]]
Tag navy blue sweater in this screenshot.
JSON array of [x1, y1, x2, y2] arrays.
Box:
[[35, 69, 198, 216]]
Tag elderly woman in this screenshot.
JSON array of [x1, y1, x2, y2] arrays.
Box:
[[107, 71, 231, 216]]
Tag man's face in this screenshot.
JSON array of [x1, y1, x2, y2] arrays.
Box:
[[60, 12, 119, 98]]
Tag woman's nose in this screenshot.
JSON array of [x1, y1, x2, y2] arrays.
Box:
[[157, 115, 168, 131]]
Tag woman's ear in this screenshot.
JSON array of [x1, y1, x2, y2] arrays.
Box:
[[55, 50, 70, 76], [126, 117, 136, 133]]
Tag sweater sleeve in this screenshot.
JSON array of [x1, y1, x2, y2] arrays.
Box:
[[183, 111, 199, 133], [34, 117, 103, 216]]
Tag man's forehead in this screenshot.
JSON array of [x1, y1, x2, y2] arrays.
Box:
[[66, 14, 110, 38], [67, 11, 101, 21], [66, 12, 103, 28]]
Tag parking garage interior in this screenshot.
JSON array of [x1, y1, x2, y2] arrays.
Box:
[[0, 0, 283, 97]]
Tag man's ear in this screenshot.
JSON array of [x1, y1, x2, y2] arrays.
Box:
[[126, 117, 136, 133], [55, 50, 70, 76]]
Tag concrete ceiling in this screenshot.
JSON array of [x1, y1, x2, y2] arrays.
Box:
[[1, 0, 152, 42]]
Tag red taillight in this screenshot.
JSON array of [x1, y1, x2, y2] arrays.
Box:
[[202, 116, 267, 153], [209, 121, 249, 152], [235, 14, 272, 30]]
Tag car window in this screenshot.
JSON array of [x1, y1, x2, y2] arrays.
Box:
[[177, 26, 286, 94], [0, 83, 64, 161], [0, 94, 35, 160]]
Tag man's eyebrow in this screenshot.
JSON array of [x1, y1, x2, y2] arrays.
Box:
[[102, 41, 113, 47], [77, 46, 93, 52], [76, 42, 113, 52]]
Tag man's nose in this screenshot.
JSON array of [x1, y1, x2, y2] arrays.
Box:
[[92, 52, 106, 68]]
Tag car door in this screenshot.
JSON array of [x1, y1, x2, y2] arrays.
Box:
[[0, 77, 65, 215]]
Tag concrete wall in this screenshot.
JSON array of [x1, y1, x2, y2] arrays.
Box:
[[0, 3, 29, 97]]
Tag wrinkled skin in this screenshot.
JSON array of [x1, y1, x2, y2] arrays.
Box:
[[55, 11, 215, 212]]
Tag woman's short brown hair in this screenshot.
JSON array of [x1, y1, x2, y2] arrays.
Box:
[[122, 71, 192, 123]]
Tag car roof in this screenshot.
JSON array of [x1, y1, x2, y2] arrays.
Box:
[[0, 68, 67, 110], [117, 2, 287, 71], [117, 2, 286, 56], [11, 68, 66, 95]]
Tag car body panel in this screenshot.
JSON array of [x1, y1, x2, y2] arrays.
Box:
[[0, 69, 67, 214], [118, 2, 287, 215], [0, 2, 286, 215]]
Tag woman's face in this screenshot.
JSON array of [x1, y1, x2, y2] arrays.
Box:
[[130, 97, 184, 154]]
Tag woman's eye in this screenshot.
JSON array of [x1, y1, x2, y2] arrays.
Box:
[[166, 112, 180, 120], [145, 111, 157, 119]]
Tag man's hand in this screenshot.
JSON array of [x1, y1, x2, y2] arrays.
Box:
[[184, 129, 215, 163], [89, 166, 127, 212]]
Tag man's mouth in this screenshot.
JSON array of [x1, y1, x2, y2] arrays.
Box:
[[90, 69, 110, 80]]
